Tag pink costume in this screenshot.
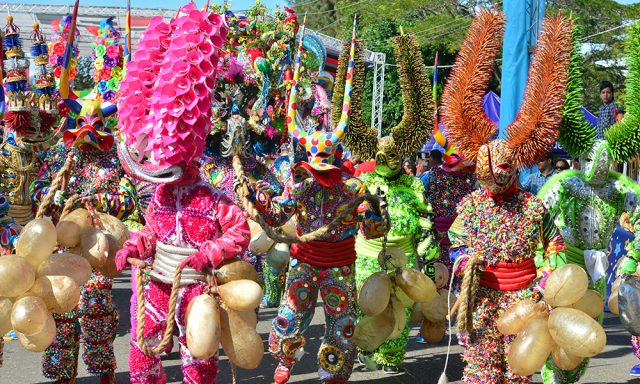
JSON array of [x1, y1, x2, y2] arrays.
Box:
[[114, 4, 250, 383]]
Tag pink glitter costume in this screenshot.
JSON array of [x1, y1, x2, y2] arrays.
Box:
[[115, 5, 250, 383]]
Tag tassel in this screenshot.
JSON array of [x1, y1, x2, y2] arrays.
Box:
[[438, 372, 449, 384]]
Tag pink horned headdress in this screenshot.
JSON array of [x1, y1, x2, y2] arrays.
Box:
[[117, 3, 227, 183]]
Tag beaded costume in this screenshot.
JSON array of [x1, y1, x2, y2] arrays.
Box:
[[247, 21, 385, 384], [0, 18, 57, 225], [339, 34, 437, 368], [539, 21, 640, 384], [114, 5, 250, 383], [441, 10, 570, 383]]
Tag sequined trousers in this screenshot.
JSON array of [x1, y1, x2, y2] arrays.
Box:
[[269, 258, 357, 383], [459, 285, 532, 384], [129, 277, 218, 384], [42, 271, 118, 380]]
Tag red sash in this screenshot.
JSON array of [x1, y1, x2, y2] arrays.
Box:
[[479, 259, 537, 291], [291, 237, 356, 267]]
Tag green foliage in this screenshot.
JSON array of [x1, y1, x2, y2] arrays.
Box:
[[74, 56, 95, 91]]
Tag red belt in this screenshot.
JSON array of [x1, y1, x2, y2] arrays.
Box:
[[291, 237, 356, 268], [434, 216, 455, 248], [479, 259, 537, 291]]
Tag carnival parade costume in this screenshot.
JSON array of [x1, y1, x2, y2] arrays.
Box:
[[442, 10, 570, 383], [241, 20, 385, 384], [338, 34, 437, 369], [544, 21, 640, 383], [0, 17, 57, 226], [113, 5, 251, 383]]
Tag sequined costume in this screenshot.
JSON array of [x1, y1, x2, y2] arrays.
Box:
[[0, 17, 57, 225], [29, 101, 135, 382], [537, 20, 640, 384], [114, 6, 251, 383], [440, 10, 571, 383], [251, 21, 384, 384]]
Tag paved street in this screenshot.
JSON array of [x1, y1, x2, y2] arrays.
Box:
[[3, 270, 640, 383]]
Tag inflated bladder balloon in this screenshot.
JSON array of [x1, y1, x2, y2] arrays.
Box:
[[394, 285, 414, 308], [97, 234, 121, 279], [610, 277, 623, 315], [56, 219, 82, 248], [16, 218, 57, 268], [0, 297, 13, 335], [11, 295, 49, 335], [497, 300, 549, 336], [377, 247, 408, 271], [507, 316, 555, 376], [0, 255, 35, 298], [619, 275, 640, 335], [17, 313, 56, 352], [80, 228, 109, 268], [359, 271, 391, 316], [28, 275, 80, 314], [220, 308, 264, 369], [420, 319, 446, 344], [543, 264, 589, 307], [215, 259, 259, 284], [395, 268, 437, 304], [433, 263, 450, 289], [37, 252, 92, 287], [353, 304, 395, 351], [266, 243, 290, 271], [567, 289, 604, 319], [249, 231, 275, 255], [186, 294, 221, 360], [548, 307, 606, 357], [551, 345, 583, 371], [387, 296, 407, 340], [218, 279, 263, 312], [410, 303, 425, 324], [61, 208, 92, 229], [97, 213, 130, 247], [281, 219, 297, 237], [421, 292, 448, 323]]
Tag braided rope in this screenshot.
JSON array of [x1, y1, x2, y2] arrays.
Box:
[[232, 155, 390, 243], [36, 152, 75, 219]]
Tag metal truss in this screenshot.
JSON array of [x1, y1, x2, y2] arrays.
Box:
[[370, 51, 386, 136]]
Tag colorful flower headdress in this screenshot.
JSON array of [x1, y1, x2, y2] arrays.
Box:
[[90, 17, 124, 104]]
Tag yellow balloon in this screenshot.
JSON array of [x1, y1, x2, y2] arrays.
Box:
[[0, 297, 13, 335], [548, 307, 606, 358], [353, 304, 395, 352], [218, 279, 263, 312], [566, 289, 604, 318], [543, 264, 589, 307], [186, 294, 221, 360], [387, 296, 407, 340], [395, 268, 437, 304], [507, 316, 555, 376], [419, 319, 446, 344], [359, 271, 391, 316], [215, 259, 259, 284], [220, 307, 263, 369], [16, 218, 57, 268], [497, 300, 549, 336], [0, 255, 36, 298], [37, 252, 91, 287], [17, 313, 56, 352], [551, 345, 583, 371], [11, 295, 49, 336], [28, 275, 80, 314]]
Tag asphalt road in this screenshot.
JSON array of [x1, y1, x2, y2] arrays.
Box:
[[3, 270, 640, 383]]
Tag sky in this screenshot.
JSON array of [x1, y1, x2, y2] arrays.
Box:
[[3, 0, 281, 10]]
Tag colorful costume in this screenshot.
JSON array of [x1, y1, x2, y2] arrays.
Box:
[[247, 21, 384, 384], [441, 10, 570, 383], [0, 18, 57, 225], [540, 21, 640, 383], [114, 5, 250, 383], [339, 34, 437, 369]]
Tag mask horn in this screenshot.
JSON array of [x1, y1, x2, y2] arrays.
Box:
[[63, 99, 82, 115], [286, 14, 307, 141], [331, 15, 357, 145]]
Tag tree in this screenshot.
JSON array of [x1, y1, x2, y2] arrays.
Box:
[[74, 56, 94, 91]]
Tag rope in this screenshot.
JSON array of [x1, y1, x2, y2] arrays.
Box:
[[35, 152, 75, 219], [131, 257, 186, 356], [455, 252, 482, 333], [232, 155, 391, 244]]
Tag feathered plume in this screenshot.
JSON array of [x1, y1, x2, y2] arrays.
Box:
[[339, 39, 378, 160], [605, 22, 640, 162], [506, 15, 572, 168], [440, 9, 503, 162], [390, 33, 433, 159], [557, 20, 596, 157]]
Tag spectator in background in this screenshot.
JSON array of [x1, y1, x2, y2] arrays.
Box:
[[572, 158, 581, 170], [416, 159, 430, 177], [555, 158, 570, 172], [428, 149, 443, 169], [597, 81, 624, 139], [403, 159, 416, 176], [522, 152, 556, 195]]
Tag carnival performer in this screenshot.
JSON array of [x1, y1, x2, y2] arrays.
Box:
[[240, 20, 385, 384], [538, 20, 640, 383], [114, 5, 250, 383], [0, 17, 57, 226], [442, 9, 570, 383], [338, 34, 437, 372]]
